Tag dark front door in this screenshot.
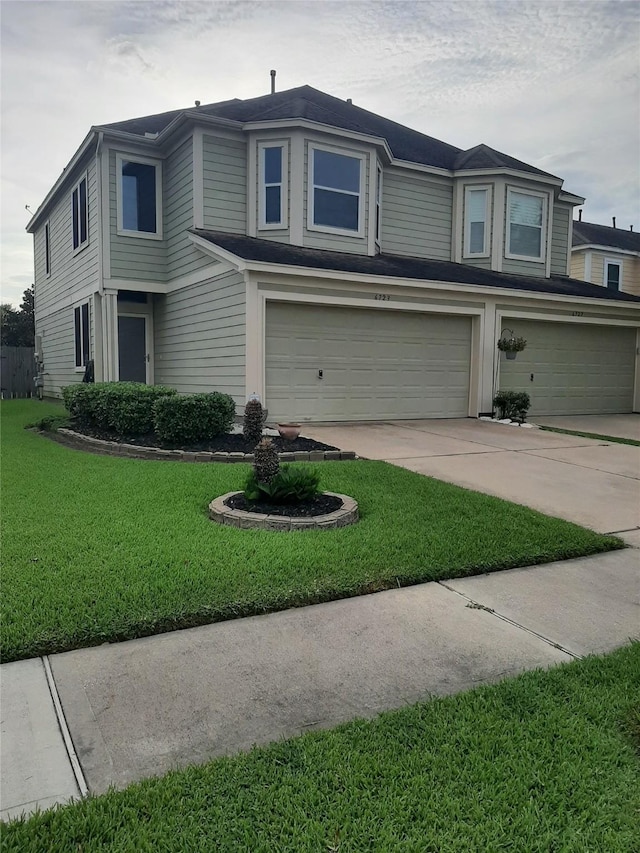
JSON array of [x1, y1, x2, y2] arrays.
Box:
[[118, 316, 147, 383]]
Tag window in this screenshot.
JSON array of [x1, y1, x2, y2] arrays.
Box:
[[604, 259, 622, 291], [116, 154, 162, 237], [258, 142, 288, 228], [45, 221, 51, 275], [72, 176, 88, 251], [309, 145, 363, 234], [506, 188, 546, 260], [74, 302, 90, 368], [464, 187, 489, 256]]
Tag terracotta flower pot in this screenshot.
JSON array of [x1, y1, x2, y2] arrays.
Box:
[[277, 423, 301, 440]]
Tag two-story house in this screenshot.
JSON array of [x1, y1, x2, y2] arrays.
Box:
[[571, 219, 640, 297], [27, 84, 640, 420]]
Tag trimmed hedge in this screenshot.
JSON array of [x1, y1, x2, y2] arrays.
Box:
[[62, 382, 177, 436], [153, 392, 235, 444]]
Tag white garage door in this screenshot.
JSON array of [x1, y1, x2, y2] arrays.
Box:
[[265, 302, 472, 422], [500, 320, 637, 415]]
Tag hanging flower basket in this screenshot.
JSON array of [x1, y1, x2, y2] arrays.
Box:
[[497, 335, 527, 360]]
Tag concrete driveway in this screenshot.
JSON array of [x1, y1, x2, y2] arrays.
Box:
[[305, 419, 640, 535]]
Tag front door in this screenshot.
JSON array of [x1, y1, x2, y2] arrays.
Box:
[[118, 315, 147, 383]]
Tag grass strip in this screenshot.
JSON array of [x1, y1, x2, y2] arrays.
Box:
[[538, 425, 640, 446], [1, 400, 622, 661], [3, 644, 639, 851]]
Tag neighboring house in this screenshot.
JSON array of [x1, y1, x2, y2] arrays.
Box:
[[571, 220, 640, 298], [27, 84, 640, 419]]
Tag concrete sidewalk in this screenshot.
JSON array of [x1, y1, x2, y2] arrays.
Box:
[[2, 546, 638, 820]]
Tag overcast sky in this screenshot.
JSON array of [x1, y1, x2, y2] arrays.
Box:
[[1, 0, 638, 306]]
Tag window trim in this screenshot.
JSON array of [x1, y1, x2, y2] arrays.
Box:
[[375, 164, 382, 246], [505, 186, 547, 262], [71, 174, 89, 254], [116, 152, 163, 240], [258, 140, 289, 230], [44, 220, 51, 277], [604, 257, 622, 291], [307, 142, 366, 238], [74, 301, 90, 370], [463, 185, 491, 258]]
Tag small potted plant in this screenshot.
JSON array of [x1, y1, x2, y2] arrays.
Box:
[[497, 334, 527, 360]]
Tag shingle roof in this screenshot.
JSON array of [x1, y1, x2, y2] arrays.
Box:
[[191, 231, 640, 304], [102, 85, 547, 175], [572, 221, 640, 253]]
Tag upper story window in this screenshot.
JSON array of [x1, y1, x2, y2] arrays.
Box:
[[116, 154, 162, 238], [604, 259, 621, 291], [45, 221, 51, 276], [258, 142, 288, 229], [464, 186, 490, 257], [72, 176, 88, 251], [506, 188, 546, 261], [309, 144, 364, 236], [74, 302, 90, 368]]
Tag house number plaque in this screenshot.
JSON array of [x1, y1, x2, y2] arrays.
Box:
[[374, 293, 391, 301]]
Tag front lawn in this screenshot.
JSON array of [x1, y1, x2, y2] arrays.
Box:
[[3, 644, 638, 850], [1, 400, 622, 661]]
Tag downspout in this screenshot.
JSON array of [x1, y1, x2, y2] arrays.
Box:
[[96, 132, 104, 296]]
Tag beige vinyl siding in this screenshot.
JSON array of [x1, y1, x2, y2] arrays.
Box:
[[550, 204, 571, 276], [33, 157, 100, 318], [153, 269, 246, 404], [165, 138, 210, 279], [570, 251, 585, 280], [202, 134, 247, 233], [570, 249, 638, 294], [109, 149, 167, 282], [303, 140, 369, 254], [625, 257, 640, 295], [36, 301, 93, 398], [381, 169, 453, 261]]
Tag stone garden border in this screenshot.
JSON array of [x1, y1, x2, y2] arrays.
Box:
[[209, 492, 359, 531], [53, 429, 357, 463]]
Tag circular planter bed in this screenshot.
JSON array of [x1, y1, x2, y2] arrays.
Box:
[[209, 492, 359, 531]]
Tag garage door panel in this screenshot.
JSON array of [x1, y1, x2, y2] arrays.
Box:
[[500, 320, 635, 416], [266, 303, 472, 422]]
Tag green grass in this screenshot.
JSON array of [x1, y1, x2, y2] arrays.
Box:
[[3, 644, 638, 851], [539, 425, 640, 447], [1, 400, 622, 662]]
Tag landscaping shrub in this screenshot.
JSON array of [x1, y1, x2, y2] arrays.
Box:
[[244, 464, 321, 504], [62, 382, 176, 436], [153, 392, 235, 445], [493, 390, 531, 421], [243, 397, 265, 444], [26, 413, 71, 432], [253, 437, 280, 483]]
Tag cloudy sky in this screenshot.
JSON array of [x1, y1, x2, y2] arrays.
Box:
[[1, 0, 638, 306]]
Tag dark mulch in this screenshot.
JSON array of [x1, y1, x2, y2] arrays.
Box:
[[226, 493, 344, 517], [69, 424, 339, 454]]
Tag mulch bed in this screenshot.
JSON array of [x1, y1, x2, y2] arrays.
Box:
[[70, 425, 338, 454], [225, 493, 344, 517]]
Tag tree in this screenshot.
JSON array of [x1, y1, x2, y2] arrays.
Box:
[[1, 287, 35, 346]]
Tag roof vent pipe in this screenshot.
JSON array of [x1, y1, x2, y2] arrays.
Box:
[[631, 225, 634, 232], [612, 216, 616, 228], [270, 69, 276, 94], [346, 98, 352, 104], [578, 209, 582, 221]]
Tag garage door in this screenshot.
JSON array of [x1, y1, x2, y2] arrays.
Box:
[[500, 320, 636, 415], [265, 303, 472, 422]]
